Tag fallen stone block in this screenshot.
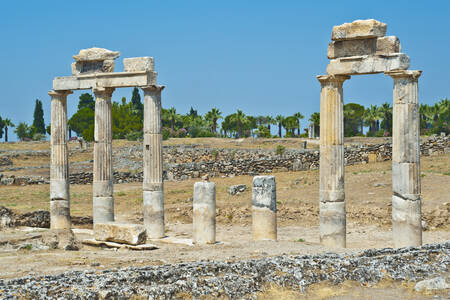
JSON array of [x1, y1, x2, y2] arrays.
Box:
[[332, 19, 387, 41], [94, 223, 147, 245], [326, 53, 409, 75], [42, 229, 81, 250], [328, 36, 401, 59], [414, 277, 449, 291], [229, 184, 247, 195], [82, 239, 158, 250]]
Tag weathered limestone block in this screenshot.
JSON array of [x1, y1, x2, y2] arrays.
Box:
[[94, 223, 147, 245], [252, 176, 277, 241], [327, 53, 410, 75], [328, 36, 401, 59], [392, 162, 420, 197], [193, 181, 216, 245], [42, 229, 81, 250], [392, 195, 422, 247], [124, 57, 154, 72], [72, 48, 120, 75], [332, 19, 387, 41], [319, 201, 346, 248]]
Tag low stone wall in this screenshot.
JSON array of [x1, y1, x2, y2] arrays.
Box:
[[0, 136, 448, 185]]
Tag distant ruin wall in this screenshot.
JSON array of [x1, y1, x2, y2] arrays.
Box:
[[0, 136, 448, 185]]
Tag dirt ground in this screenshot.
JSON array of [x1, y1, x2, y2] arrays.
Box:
[[0, 152, 449, 281]]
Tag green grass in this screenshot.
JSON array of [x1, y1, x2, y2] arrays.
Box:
[[296, 238, 305, 242]]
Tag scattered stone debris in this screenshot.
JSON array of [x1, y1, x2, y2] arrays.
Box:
[[414, 276, 449, 292], [41, 229, 81, 251], [0, 242, 447, 299], [229, 184, 247, 195]]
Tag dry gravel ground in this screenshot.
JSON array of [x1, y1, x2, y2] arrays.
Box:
[[0, 139, 449, 298]]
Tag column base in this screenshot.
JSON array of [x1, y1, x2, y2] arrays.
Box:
[[319, 201, 346, 248], [50, 200, 71, 229], [143, 191, 165, 239], [252, 207, 277, 241], [392, 195, 422, 248], [93, 196, 114, 224]]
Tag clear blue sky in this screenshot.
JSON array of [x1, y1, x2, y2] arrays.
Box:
[[1, 0, 449, 140]]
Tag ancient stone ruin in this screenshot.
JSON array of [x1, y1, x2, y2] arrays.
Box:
[[317, 19, 422, 248], [50, 48, 165, 239]]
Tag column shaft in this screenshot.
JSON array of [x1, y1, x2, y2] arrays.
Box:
[[93, 87, 115, 224], [49, 90, 72, 229], [317, 74, 349, 248], [387, 70, 422, 248], [252, 176, 277, 241], [142, 86, 165, 238], [193, 181, 216, 244]]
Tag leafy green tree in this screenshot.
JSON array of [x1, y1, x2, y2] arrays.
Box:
[[112, 97, 143, 139], [68, 107, 94, 141], [255, 125, 271, 138], [205, 108, 222, 134], [275, 115, 284, 138], [78, 93, 95, 110], [0, 116, 4, 139], [344, 103, 365, 136], [33, 99, 46, 134], [3, 118, 14, 142]]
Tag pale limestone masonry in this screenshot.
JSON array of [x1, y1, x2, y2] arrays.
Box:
[[319, 20, 422, 248], [252, 176, 277, 241], [327, 19, 409, 76], [142, 85, 165, 238], [94, 223, 147, 245], [50, 48, 164, 234], [387, 70, 423, 248], [193, 181, 216, 245], [49, 90, 72, 229]]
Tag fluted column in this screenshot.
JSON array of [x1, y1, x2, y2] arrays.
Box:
[[317, 74, 350, 248], [141, 85, 165, 238], [49, 89, 73, 229], [386, 70, 422, 248], [93, 87, 115, 224]]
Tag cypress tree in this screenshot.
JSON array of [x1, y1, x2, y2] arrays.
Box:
[[131, 87, 143, 117], [33, 99, 46, 134]]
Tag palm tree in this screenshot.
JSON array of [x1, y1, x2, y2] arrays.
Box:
[[266, 116, 276, 132], [309, 112, 320, 137], [231, 110, 246, 138], [3, 118, 14, 142], [282, 116, 298, 136], [275, 115, 284, 138], [379, 102, 392, 133], [167, 107, 177, 131], [363, 105, 383, 135], [293, 112, 304, 136], [205, 108, 222, 134]]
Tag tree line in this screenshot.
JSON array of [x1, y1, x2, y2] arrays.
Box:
[[0, 89, 448, 142]]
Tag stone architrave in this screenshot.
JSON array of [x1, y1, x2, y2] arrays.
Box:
[[317, 74, 350, 248], [93, 87, 115, 224], [328, 36, 401, 59], [252, 176, 277, 241], [327, 53, 410, 75], [141, 85, 165, 239], [331, 19, 387, 41], [193, 181, 216, 245], [49, 90, 73, 229], [386, 70, 422, 248]]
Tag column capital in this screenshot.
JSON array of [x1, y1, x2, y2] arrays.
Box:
[[48, 90, 73, 97], [385, 70, 422, 80], [317, 74, 350, 87], [140, 85, 165, 92], [92, 87, 115, 97]]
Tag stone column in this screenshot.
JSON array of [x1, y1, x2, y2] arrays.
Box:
[[141, 85, 165, 238], [93, 87, 115, 224], [252, 176, 277, 241], [317, 74, 350, 248], [49, 90, 72, 229], [386, 70, 422, 248], [193, 180, 216, 244]]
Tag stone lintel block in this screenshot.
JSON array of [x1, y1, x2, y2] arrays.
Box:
[[331, 19, 387, 41], [392, 195, 422, 247], [328, 36, 401, 59], [94, 223, 147, 245], [392, 162, 420, 196], [319, 201, 346, 248], [53, 71, 157, 91], [252, 176, 276, 212], [124, 57, 154, 72], [327, 53, 410, 75]]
